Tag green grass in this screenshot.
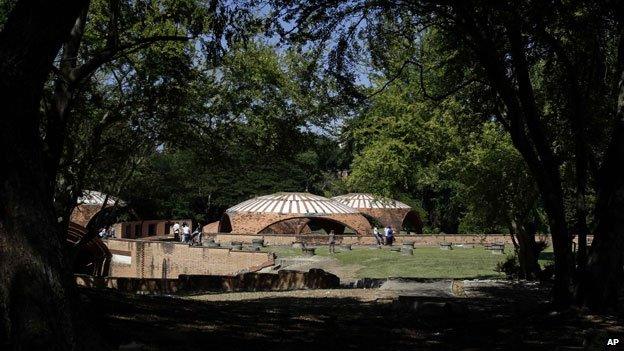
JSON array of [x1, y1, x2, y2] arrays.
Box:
[[262, 245, 555, 279]]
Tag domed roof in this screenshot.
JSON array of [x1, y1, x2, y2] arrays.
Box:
[[77, 190, 124, 206], [332, 193, 410, 209], [227, 192, 359, 215]]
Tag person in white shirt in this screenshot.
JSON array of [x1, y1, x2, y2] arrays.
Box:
[[383, 226, 391, 245], [182, 223, 191, 243], [373, 227, 383, 245], [172, 222, 180, 241]]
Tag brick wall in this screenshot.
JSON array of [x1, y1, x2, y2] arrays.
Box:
[[211, 233, 567, 247], [203, 221, 220, 233], [225, 212, 373, 236], [362, 208, 423, 233], [70, 204, 103, 227], [104, 238, 274, 278], [111, 219, 193, 239]]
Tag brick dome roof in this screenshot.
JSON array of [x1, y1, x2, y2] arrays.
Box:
[[77, 190, 124, 206], [332, 193, 411, 209], [226, 192, 359, 215]]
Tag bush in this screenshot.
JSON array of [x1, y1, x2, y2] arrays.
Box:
[[534, 240, 548, 256], [495, 255, 521, 279], [537, 263, 554, 281]]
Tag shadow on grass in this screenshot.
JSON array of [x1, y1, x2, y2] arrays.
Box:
[[87, 289, 444, 351], [82, 279, 605, 351], [539, 251, 555, 262]]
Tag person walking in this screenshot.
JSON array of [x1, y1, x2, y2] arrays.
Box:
[[182, 222, 191, 243], [328, 230, 336, 254], [383, 226, 389, 245], [191, 225, 202, 246], [386, 226, 395, 246], [373, 226, 383, 245]]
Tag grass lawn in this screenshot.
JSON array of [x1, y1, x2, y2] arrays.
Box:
[[262, 245, 555, 279]]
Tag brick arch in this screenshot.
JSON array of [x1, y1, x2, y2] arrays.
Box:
[[82, 205, 122, 233], [401, 210, 423, 233], [70, 204, 106, 228], [218, 213, 233, 233], [259, 216, 359, 235], [225, 212, 372, 236], [66, 222, 111, 276], [355, 208, 423, 233]]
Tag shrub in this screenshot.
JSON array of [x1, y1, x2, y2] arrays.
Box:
[[495, 255, 521, 279]]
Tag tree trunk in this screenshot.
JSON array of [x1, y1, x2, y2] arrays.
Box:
[[511, 219, 540, 280], [0, 1, 98, 349], [576, 82, 624, 310]]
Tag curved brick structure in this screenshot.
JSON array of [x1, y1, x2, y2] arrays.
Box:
[[69, 190, 124, 227], [333, 193, 423, 233], [203, 221, 220, 233], [67, 222, 111, 276], [219, 192, 372, 236]]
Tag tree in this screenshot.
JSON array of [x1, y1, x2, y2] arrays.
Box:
[[118, 42, 348, 222], [0, 0, 236, 347], [455, 122, 543, 278], [0, 1, 99, 349], [261, 0, 624, 308]]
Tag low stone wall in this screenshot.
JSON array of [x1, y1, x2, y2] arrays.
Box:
[[211, 233, 560, 247], [104, 238, 274, 278], [75, 269, 340, 294]]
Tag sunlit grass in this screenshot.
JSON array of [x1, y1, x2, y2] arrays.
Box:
[[262, 245, 555, 279]]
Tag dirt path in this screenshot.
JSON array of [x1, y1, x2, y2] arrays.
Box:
[[186, 288, 394, 302], [277, 255, 364, 282]]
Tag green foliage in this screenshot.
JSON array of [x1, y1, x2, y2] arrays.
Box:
[[118, 41, 348, 222]]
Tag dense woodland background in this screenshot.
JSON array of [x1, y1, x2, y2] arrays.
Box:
[[1, 0, 624, 349], [1, 1, 554, 235]]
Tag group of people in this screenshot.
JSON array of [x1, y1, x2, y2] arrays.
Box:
[[98, 227, 115, 239], [373, 226, 395, 246], [172, 222, 202, 245]]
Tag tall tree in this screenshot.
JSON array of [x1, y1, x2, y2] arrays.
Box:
[[0, 1, 99, 349], [261, 0, 624, 307]]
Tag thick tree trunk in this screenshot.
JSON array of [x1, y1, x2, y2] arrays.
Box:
[[454, 5, 575, 306], [576, 97, 624, 310], [0, 1, 96, 349], [511, 220, 540, 280]]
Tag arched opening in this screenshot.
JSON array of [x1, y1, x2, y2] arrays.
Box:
[[361, 213, 383, 228], [259, 216, 357, 235], [218, 213, 232, 233], [84, 205, 124, 236], [67, 223, 111, 276], [401, 210, 423, 234]]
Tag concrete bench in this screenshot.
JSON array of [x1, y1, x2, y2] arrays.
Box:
[[402, 241, 415, 250], [340, 244, 352, 251], [301, 247, 316, 257], [292, 242, 305, 249], [230, 241, 243, 250], [251, 238, 264, 250], [202, 238, 220, 248], [439, 243, 453, 250], [401, 247, 414, 256], [490, 244, 505, 254]]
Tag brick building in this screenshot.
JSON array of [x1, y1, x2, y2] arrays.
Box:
[[332, 193, 423, 234], [210, 192, 372, 236], [105, 239, 274, 278], [112, 219, 193, 239]]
